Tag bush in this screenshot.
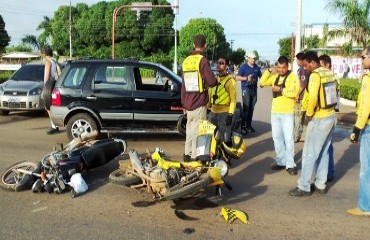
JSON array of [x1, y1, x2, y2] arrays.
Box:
[[340, 78, 361, 101], [0, 71, 14, 83]]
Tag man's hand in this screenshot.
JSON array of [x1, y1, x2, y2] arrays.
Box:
[[272, 85, 281, 93], [225, 114, 233, 126], [350, 126, 361, 143], [295, 95, 300, 103], [305, 115, 313, 123]]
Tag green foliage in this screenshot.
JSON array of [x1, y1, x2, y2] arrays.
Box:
[[0, 71, 14, 83], [5, 44, 32, 53], [340, 78, 361, 101], [0, 15, 11, 53], [178, 18, 229, 63], [278, 35, 320, 60], [229, 48, 246, 66]]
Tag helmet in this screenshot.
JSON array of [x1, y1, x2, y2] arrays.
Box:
[[221, 133, 247, 159], [177, 114, 187, 136]]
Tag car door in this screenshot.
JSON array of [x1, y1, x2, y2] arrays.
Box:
[[88, 64, 134, 128], [131, 64, 182, 127]]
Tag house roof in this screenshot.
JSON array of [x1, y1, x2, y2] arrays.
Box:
[[1, 52, 40, 59]]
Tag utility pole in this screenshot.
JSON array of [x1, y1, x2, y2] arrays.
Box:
[[293, 0, 302, 72], [173, 0, 179, 74], [229, 39, 235, 52]]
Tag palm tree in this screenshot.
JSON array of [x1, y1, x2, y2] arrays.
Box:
[[326, 0, 370, 50], [37, 16, 53, 47], [21, 34, 40, 51]]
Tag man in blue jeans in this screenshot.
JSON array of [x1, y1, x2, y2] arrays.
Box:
[[236, 53, 262, 133], [289, 51, 337, 197]]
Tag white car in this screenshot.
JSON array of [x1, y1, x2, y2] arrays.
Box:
[[0, 63, 45, 115]]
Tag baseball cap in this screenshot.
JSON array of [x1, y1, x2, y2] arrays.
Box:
[[247, 53, 256, 59]]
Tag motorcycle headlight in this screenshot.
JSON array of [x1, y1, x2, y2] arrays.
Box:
[[29, 87, 42, 96], [214, 160, 228, 177]]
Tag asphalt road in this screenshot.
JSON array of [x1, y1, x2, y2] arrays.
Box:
[[0, 87, 368, 240]]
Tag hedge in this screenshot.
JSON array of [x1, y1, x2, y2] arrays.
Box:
[[340, 78, 361, 101], [0, 71, 14, 83]]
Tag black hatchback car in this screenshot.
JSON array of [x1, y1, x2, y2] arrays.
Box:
[[50, 59, 184, 140]]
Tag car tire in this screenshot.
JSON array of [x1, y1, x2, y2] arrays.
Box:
[[0, 109, 10, 116], [66, 113, 99, 141], [177, 114, 186, 137]]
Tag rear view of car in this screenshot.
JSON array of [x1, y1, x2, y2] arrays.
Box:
[[0, 63, 45, 115]]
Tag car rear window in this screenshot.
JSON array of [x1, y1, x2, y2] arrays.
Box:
[[63, 67, 87, 87], [11, 65, 44, 81]]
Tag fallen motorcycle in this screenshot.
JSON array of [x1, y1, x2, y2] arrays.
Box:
[[0, 131, 126, 197], [109, 121, 247, 200], [109, 148, 224, 200]]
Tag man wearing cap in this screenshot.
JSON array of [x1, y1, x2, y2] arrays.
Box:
[[236, 53, 262, 133]]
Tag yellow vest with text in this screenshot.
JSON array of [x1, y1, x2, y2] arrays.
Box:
[[182, 54, 205, 93], [306, 67, 336, 118]]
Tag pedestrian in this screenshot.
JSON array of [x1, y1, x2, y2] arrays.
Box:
[[294, 52, 309, 143], [208, 57, 237, 143], [42, 46, 61, 135], [347, 46, 370, 216], [289, 51, 337, 196], [155, 71, 163, 84], [181, 34, 217, 161], [236, 53, 262, 133], [343, 60, 350, 78], [260, 56, 300, 175], [319, 54, 337, 182]]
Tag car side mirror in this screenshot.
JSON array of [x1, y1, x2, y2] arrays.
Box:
[[170, 83, 179, 93]]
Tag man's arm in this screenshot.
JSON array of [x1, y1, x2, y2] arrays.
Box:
[[44, 60, 51, 84], [305, 72, 321, 117]]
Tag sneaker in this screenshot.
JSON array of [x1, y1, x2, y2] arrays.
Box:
[[288, 187, 312, 197], [314, 186, 327, 194], [271, 163, 285, 171], [347, 208, 370, 216], [46, 127, 59, 135], [286, 168, 298, 175], [246, 126, 255, 132]]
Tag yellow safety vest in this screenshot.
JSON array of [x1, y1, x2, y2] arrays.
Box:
[[210, 75, 232, 105], [182, 54, 205, 93], [312, 67, 337, 109], [356, 73, 370, 119]]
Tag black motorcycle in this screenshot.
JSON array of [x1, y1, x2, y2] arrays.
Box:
[[1, 131, 126, 197]]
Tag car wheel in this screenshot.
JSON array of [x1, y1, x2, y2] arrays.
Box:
[[0, 109, 10, 116], [66, 113, 98, 141]]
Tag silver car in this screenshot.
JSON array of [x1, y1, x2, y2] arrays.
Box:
[[0, 63, 45, 115]]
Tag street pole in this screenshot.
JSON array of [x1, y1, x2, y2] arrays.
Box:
[[173, 0, 179, 74], [69, 0, 72, 60], [293, 0, 302, 72]]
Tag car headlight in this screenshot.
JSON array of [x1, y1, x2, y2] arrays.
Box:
[[0, 85, 3, 95], [29, 87, 42, 96]]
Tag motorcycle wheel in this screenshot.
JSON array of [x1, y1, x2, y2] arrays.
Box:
[[0, 162, 37, 191], [109, 169, 142, 186], [163, 173, 212, 201]]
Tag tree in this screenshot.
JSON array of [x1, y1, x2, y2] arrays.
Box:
[[0, 15, 11, 53], [37, 16, 53, 47], [5, 44, 32, 53], [178, 18, 229, 63], [229, 48, 246, 66], [326, 0, 370, 51], [21, 35, 40, 51], [278, 35, 320, 59]]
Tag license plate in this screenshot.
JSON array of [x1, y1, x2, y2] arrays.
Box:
[[8, 97, 20, 103]]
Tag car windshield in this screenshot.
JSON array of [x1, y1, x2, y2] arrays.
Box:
[[10, 65, 44, 81]]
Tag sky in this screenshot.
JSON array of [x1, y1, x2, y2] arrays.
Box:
[[0, 0, 342, 61]]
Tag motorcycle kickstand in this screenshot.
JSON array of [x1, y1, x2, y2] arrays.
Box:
[[222, 178, 233, 191]]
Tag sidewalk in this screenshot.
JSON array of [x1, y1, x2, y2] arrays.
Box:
[[336, 97, 356, 126]]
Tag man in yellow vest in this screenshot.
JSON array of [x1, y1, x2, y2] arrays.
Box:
[[208, 57, 237, 142], [289, 51, 337, 196], [347, 47, 370, 216], [181, 34, 217, 161], [260, 56, 300, 175]]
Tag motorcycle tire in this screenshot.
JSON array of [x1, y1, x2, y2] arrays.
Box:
[[0, 161, 38, 191], [163, 173, 212, 201], [109, 169, 142, 186]]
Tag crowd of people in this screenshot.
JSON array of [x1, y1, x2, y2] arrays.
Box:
[[180, 34, 370, 217]]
